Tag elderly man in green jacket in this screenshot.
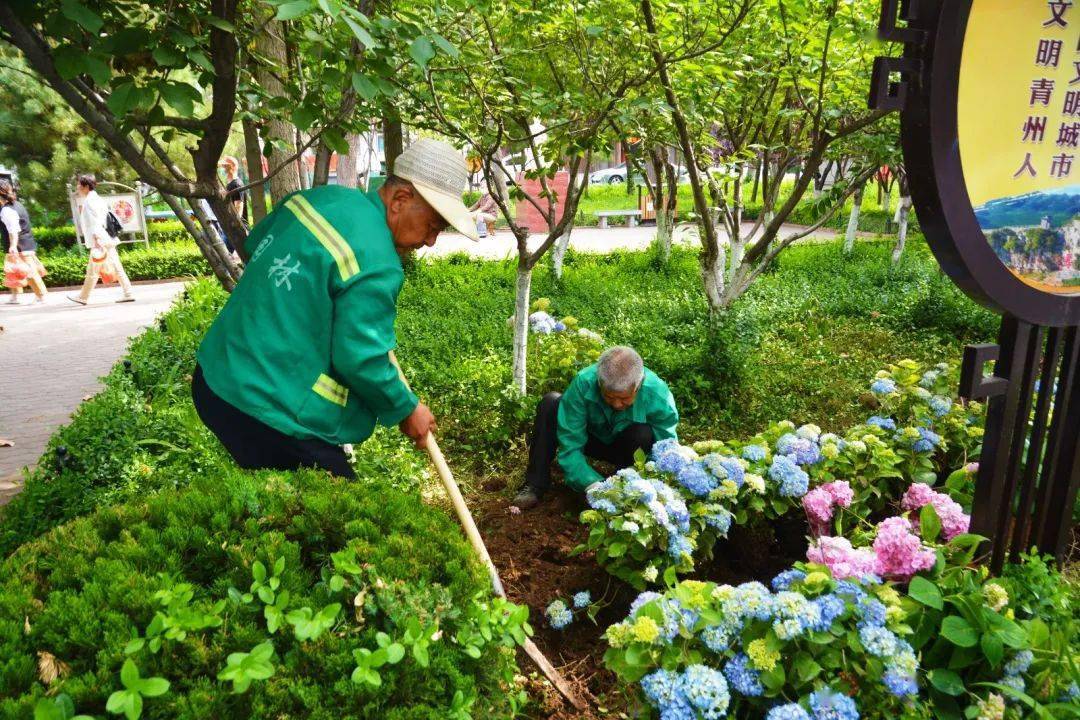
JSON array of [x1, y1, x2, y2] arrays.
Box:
[[193, 139, 478, 478], [513, 345, 679, 510]]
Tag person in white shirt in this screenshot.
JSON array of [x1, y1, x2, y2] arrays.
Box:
[[1, 179, 47, 305], [68, 174, 134, 305]]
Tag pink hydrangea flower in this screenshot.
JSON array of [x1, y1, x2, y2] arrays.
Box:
[[802, 487, 834, 535], [872, 517, 936, 580], [900, 483, 971, 541], [822, 481, 853, 507], [806, 536, 878, 579]]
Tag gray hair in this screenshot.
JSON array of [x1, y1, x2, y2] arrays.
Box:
[[597, 346, 644, 394]]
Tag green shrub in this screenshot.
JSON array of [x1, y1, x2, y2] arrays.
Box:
[[0, 471, 526, 719], [38, 243, 210, 287], [33, 221, 189, 253]]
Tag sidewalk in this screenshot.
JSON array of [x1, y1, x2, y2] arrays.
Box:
[[0, 281, 187, 503], [419, 221, 848, 260]]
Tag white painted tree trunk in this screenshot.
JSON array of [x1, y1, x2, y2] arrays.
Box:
[[552, 232, 571, 279], [336, 132, 363, 189], [892, 196, 912, 263], [844, 186, 864, 253], [882, 188, 892, 220], [654, 209, 674, 262], [511, 267, 532, 394]]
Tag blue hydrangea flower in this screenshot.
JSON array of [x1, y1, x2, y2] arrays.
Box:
[[929, 395, 952, 417], [883, 671, 918, 697], [641, 668, 694, 719], [858, 626, 898, 657], [724, 653, 764, 697], [856, 598, 887, 628], [668, 533, 694, 560], [742, 444, 768, 462], [769, 455, 809, 497], [999, 673, 1026, 701], [705, 508, 733, 534], [701, 624, 734, 654], [833, 580, 867, 601], [675, 462, 716, 497], [653, 439, 692, 474], [572, 591, 591, 609], [776, 433, 822, 465], [771, 569, 806, 592], [766, 703, 811, 720], [680, 664, 730, 718], [729, 582, 773, 622], [545, 600, 573, 630], [553, 321, 567, 332], [1060, 682, 1079, 701], [630, 591, 663, 616], [717, 456, 745, 487], [808, 688, 859, 720], [871, 378, 897, 395], [866, 415, 896, 431], [911, 426, 943, 454], [808, 593, 846, 631], [1004, 650, 1034, 676]]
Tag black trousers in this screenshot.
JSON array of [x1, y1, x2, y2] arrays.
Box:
[[525, 392, 655, 493], [191, 364, 356, 479]]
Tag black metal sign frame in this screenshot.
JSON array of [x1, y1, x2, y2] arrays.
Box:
[[873, 0, 1080, 571]]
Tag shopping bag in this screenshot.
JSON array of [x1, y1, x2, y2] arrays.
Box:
[[3, 256, 29, 290], [90, 248, 118, 284]]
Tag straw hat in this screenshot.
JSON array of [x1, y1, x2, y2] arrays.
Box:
[[393, 138, 479, 241]]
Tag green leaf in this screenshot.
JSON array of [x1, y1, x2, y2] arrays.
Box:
[[908, 576, 944, 610], [329, 575, 345, 592], [120, 659, 140, 689], [929, 668, 965, 696], [385, 643, 405, 664], [61, 0, 104, 34], [188, 50, 213, 73], [291, 106, 316, 132], [431, 33, 460, 58], [920, 503, 942, 543], [409, 36, 436, 69], [981, 631, 1004, 667], [159, 82, 200, 117], [205, 17, 236, 33], [342, 16, 375, 48], [252, 561, 266, 583], [351, 72, 378, 101], [138, 677, 170, 697], [941, 616, 979, 648], [322, 128, 349, 155], [151, 46, 185, 68], [275, 1, 312, 21]]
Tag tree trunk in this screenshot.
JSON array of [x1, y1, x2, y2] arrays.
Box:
[[552, 232, 571, 279], [189, 197, 240, 272], [337, 132, 363, 188], [881, 184, 891, 219], [312, 139, 333, 186], [383, 115, 403, 174], [253, 9, 301, 204], [892, 196, 912, 263], [160, 193, 237, 290], [655, 208, 674, 262], [511, 266, 532, 394], [242, 117, 267, 223], [844, 184, 864, 253], [701, 247, 726, 317], [206, 192, 248, 263]]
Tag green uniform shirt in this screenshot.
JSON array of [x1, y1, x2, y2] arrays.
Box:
[[197, 186, 418, 446], [556, 363, 679, 491]]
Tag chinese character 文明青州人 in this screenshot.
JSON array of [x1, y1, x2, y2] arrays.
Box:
[[1037, 38, 1064, 67], [1014, 152, 1039, 178], [1045, 0, 1071, 27], [1051, 153, 1075, 177], [1031, 78, 1056, 105], [1057, 121, 1080, 146]]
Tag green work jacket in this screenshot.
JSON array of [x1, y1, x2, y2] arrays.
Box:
[[557, 363, 679, 491], [197, 186, 418, 446]]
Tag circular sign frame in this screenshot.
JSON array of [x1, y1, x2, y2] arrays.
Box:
[[901, 0, 1080, 327]]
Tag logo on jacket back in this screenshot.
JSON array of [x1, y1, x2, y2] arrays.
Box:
[[268, 254, 301, 291]]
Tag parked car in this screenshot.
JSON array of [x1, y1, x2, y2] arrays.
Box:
[[590, 163, 631, 184]]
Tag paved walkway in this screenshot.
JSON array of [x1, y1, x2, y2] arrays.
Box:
[[419, 221, 847, 260], [0, 281, 187, 503]]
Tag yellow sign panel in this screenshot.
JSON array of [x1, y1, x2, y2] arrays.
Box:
[[959, 0, 1080, 294]]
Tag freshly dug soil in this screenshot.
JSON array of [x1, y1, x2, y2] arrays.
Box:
[[473, 484, 809, 718]]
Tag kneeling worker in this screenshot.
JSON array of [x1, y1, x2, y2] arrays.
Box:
[[513, 345, 679, 509], [193, 139, 479, 477]]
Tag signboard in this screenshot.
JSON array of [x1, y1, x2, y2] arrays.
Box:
[[959, 0, 1080, 297], [68, 180, 149, 247]]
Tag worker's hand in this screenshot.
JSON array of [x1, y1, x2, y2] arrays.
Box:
[[399, 402, 437, 448]]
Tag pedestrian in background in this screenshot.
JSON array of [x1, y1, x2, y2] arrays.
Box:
[[68, 174, 135, 305], [1, 179, 47, 305]]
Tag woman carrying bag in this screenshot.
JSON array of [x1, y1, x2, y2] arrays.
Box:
[[68, 174, 135, 305], [1, 179, 47, 305]]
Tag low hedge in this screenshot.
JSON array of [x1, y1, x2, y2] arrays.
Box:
[[34, 221, 189, 253], [0, 281, 226, 555], [0, 470, 525, 719], [37, 243, 211, 287]]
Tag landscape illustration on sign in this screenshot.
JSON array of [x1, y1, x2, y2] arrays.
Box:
[[973, 186, 1080, 293]]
